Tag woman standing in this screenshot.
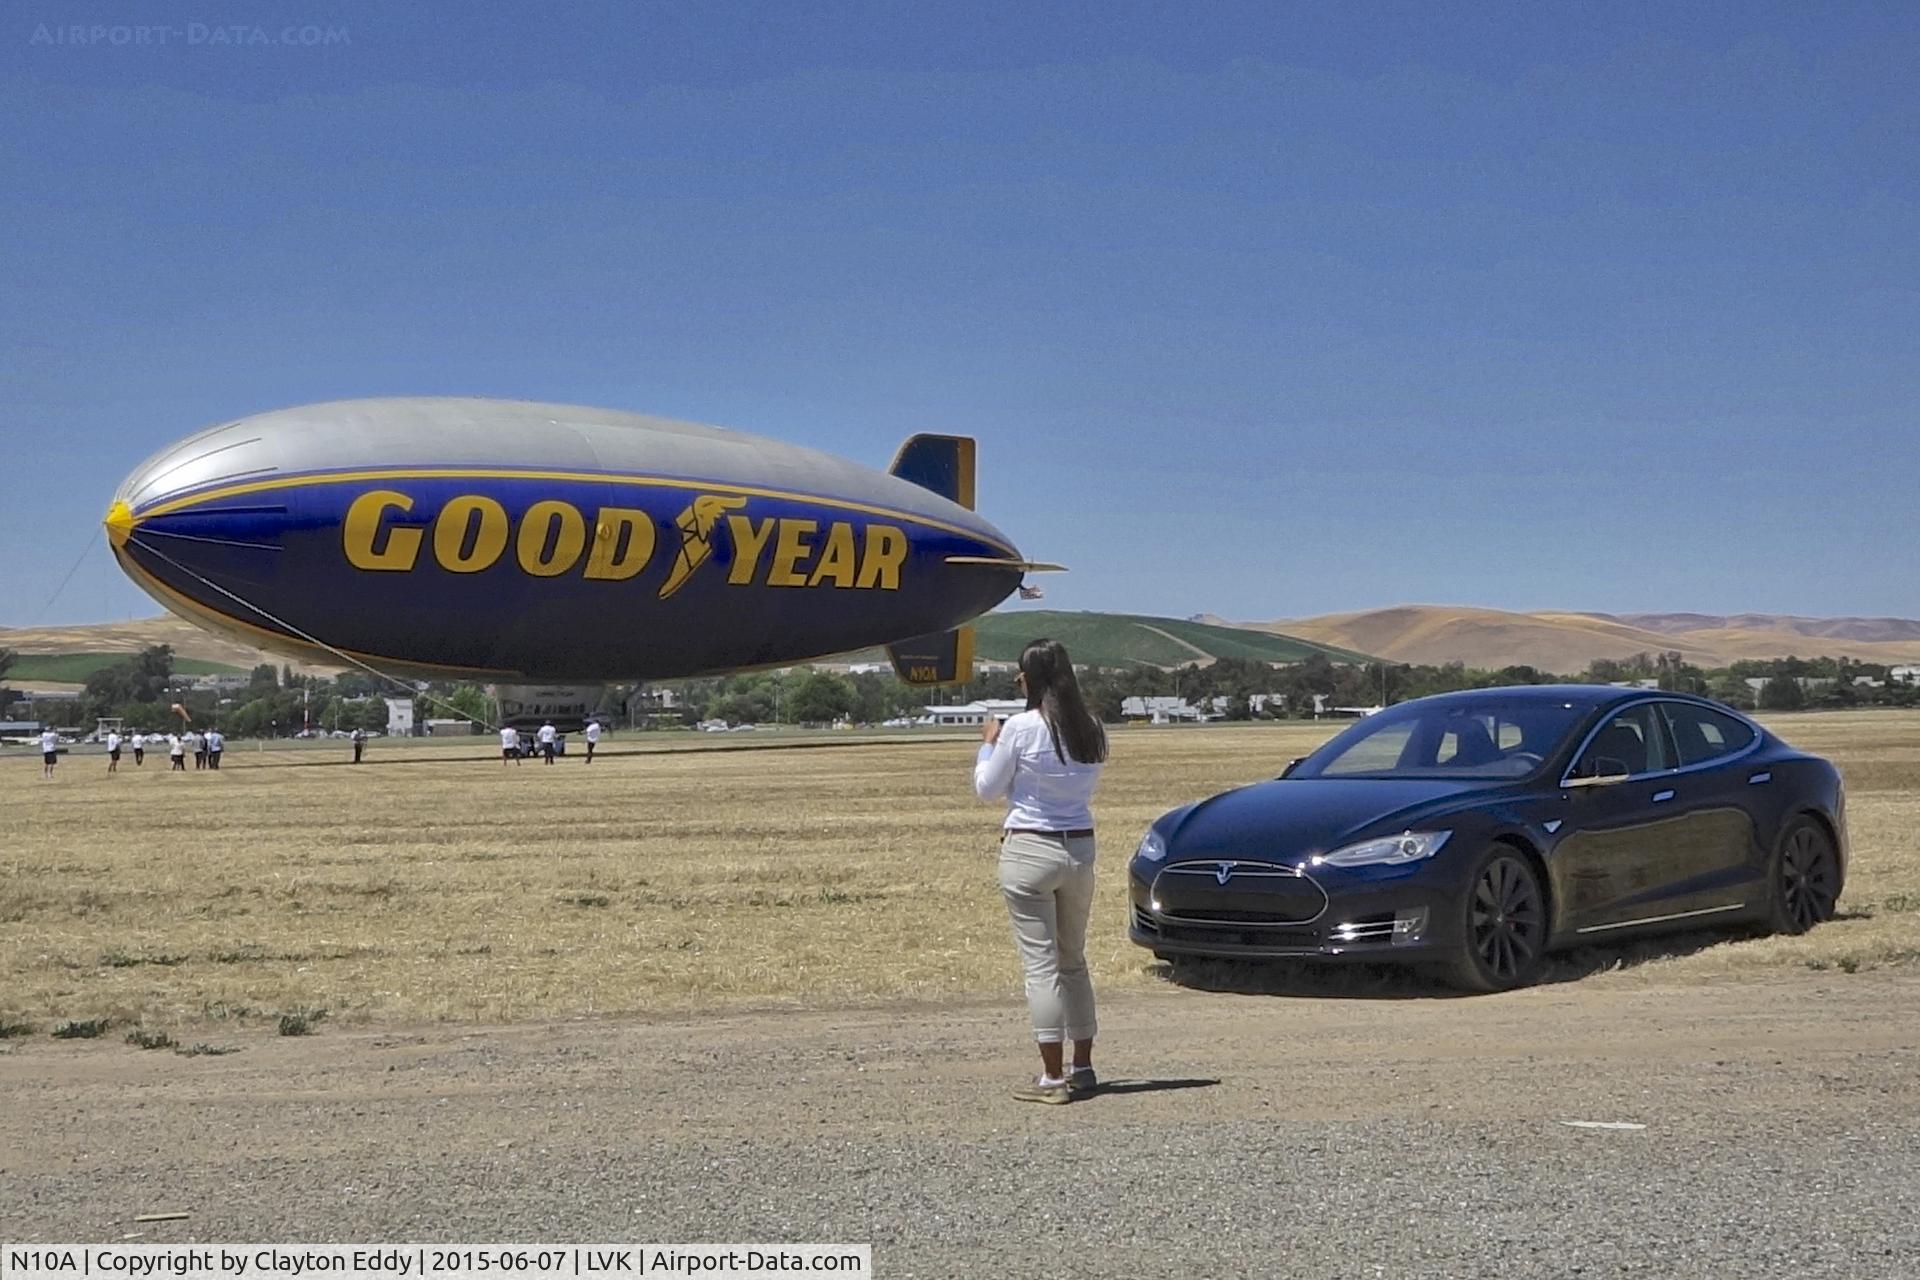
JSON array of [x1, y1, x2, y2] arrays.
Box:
[[973, 638, 1109, 1104]]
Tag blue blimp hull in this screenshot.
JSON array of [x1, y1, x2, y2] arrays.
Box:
[[105, 399, 1026, 681]]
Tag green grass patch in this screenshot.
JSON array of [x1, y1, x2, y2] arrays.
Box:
[[971, 610, 1375, 668], [277, 1007, 329, 1036], [99, 950, 189, 969], [52, 1018, 111, 1039], [125, 1027, 178, 1050], [831, 609, 1376, 670]]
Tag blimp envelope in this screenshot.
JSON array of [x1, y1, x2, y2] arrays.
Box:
[[105, 398, 1032, 682]]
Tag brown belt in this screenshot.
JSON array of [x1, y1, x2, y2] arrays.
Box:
[[1004, 827, 1094, 840]]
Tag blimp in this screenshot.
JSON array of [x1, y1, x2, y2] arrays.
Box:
[[105, 398, 1050, 693]]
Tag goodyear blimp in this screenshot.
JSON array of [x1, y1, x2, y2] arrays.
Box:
[[105, 398, 1050, 687]]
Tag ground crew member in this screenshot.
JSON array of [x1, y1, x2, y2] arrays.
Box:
[[191, 729, 207, 770], [500, 724, 521, 764], [169, 733, 186, 771], [351, 727, 366, 763], [40, 727, 59, 779], [106, 729, 122, 774], [206, 727, 224, 770], [584, 719, 601, 762], [131, 732, 145, 766], [538, 720, 558, 764]]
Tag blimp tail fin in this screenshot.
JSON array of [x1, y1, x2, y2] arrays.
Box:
[[888, 434, 976, 509], [887, 625, 975, 687]]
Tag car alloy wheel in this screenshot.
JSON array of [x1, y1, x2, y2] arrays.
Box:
[[1772, 819, 1840, 935], [1451, 850, 1546, 991]]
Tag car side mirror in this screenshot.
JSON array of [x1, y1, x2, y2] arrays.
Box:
[[1565, 756, 1631, 789], [1279, 757, 1303, 779]]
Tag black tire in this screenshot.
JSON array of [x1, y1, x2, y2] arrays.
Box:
[[1441, 845, 1549, 993], [1767, 817, 1841, 935]]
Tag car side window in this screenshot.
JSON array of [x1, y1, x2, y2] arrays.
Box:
[[1659, 702, 1757, 768], [1570, 704, 1671, 778], [1320, 721, 1414, 775]]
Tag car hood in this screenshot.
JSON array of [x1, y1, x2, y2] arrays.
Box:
[[1162, 778, 1484, 863]]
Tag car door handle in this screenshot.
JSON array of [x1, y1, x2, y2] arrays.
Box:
[[1652, 789, 1675, 803], [1748, 771, 1772, 785]]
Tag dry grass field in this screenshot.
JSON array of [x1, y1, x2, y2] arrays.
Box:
[[3, 713, 1918, 1035]]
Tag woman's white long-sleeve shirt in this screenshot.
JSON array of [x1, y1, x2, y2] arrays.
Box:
[[973, 710, 1102, 831]]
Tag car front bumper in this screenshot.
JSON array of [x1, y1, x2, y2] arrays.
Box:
[[1126, 860, 1461, 961]]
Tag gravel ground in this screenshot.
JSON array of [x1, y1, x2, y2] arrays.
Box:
[[3, 974, 1918, 1278]]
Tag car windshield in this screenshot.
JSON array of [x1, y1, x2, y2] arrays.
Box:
[[1292, 697, 1593, 781]]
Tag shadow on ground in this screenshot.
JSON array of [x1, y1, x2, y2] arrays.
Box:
[[1085, 1077, 1220, 1097], [1145, 923, 1798, 1000]]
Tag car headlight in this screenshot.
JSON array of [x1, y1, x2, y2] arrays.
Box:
[[1135, 829, 1168, 863], [1317, 830, 1451, 868]]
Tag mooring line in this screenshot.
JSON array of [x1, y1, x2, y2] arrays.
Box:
[[33, 527, 102, 623]]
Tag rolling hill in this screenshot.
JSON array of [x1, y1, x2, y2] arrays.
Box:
[[0, 615, 340, 678], [1226, 606, 1920, 671], [3, 610, 1370, 684], [969, 610, 1373, 668]]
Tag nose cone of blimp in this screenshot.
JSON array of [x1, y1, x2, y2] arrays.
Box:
[[106, 411, 318, 662]]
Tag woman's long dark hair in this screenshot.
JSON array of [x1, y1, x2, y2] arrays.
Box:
[[1019, 638, 1108, 765]]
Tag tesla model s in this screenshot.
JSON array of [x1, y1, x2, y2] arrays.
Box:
[[1128, 686, 1845, 990]]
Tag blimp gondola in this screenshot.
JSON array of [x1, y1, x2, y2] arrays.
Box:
[[105, 398, 1047, 688]]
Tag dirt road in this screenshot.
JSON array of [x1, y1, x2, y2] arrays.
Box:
[[4, 975, 1918, 1278]]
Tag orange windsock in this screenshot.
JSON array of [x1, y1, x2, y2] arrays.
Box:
[[170, 702, 192, 725]]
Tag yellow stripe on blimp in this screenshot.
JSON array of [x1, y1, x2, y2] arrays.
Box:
[[136, 467, 1019, 557]]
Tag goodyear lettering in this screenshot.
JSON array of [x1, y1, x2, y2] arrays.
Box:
[[767, 518, 817, 587], [516, 498, 587, 576], [341, 489, 423, 570], [807, 520, 859, 587], [856, 523, 907, 590], [340, 490, 907, 591], [725, 515, 778, 584], [583, 506, 655, 581], [433, 494, 510, 573]]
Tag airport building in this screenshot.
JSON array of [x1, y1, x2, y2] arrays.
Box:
[[921, 699, 1028, 727]]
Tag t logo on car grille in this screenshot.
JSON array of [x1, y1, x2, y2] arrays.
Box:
[[1215, 862, 1233, 885]]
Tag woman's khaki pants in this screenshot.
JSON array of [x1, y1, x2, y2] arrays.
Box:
[[999, 832, 1098, 1044]]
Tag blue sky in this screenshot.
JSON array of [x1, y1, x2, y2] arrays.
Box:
[[4, 1, 1916, 627]]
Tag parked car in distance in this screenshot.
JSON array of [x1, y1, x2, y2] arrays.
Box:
[[1129, 685, 1846, 991]]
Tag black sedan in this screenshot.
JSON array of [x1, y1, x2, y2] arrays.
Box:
[[1128, 685, 1846, 990]]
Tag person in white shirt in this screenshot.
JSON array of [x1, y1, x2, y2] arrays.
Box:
[[40, 728, 60, 778], [205, 728, 224, 770], [131, 732, 145, 766], [583, 719, 602, 763], [537, 720, 558, 764], [350, 727, 366, 764], [168, 733, 186, 771], [500, 724, 521, 765], [973, 638, 1109, 1104], [106, 730, 123, 773]]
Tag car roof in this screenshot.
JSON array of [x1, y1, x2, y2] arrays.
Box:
[[1407, 684, 1696, 710]]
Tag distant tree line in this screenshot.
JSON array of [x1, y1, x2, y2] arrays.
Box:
[[3, 642, 1914, 734]]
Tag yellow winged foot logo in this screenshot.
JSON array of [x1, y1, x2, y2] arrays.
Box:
[[658, 494, 750, 599]]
